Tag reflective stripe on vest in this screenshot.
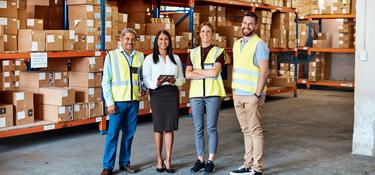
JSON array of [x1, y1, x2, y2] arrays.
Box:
[[109, 49, 144, 101], [189, 46, 227, 98], [232, 35, 267, 94]]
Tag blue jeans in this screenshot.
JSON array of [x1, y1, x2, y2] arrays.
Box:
[[102, 101, 139, 170], [190, 97, 221, 157]]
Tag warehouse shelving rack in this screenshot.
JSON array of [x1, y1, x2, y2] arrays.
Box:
[[296, 14, 356, 89], [0, 0, 299, 138]]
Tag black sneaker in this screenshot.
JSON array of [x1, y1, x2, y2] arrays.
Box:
[[230, 167, 263, 175], [190, 160, 205, 174], [203, 160, 215, 174]]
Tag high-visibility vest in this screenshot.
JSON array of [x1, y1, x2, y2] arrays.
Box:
[[232, 35, 267, 94], [109, 49, 144, 101], [189, 46, 226, 98]]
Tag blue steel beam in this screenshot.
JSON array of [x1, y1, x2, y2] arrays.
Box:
[[100, 0, 105, 51], [64, 0, 68, 29]]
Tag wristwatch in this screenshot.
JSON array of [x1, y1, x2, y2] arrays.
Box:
[[254, 93, 261, 99]]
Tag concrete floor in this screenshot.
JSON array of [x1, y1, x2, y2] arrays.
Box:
[[1, 89, 375, 175]]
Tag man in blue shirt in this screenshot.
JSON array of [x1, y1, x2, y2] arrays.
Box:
[[101, 28, 145, 175]]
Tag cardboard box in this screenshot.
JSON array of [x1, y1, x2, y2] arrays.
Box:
[[19, 72, 52, 88], [73, 87, 101, 102], [69, 72, 102, 88], [74, 34, 101, 51], [4, 34, 17, 51], [38, 87, 75, 106], [18, 29, 46, 52], [0, 17, 18, 34], [15, 59, 28, 71], [39, 104, 73, 122], [270, 77, 295, 87], [45, 58, 69, 72], [88, 101, 103, 118], [118, 0, 152, 13], [68, 5, 97, 20], [0, 91, 33, 109], [70, 57, 103, 72], [0, 103, 13, 128], [73, 102, 88, 120], [52, 72, 69, 87], [128, 23, 146, 35], [69, 20, 100, 35], [195, 5, 216, 15], [0, 0, 17, 18], [45, 33, 64, 51], [26, 19, 43, 30], [127, 12, 151, 24], [1, 71, 13, 82], [1, 60, 15, 72], [14, 108, 34, 125], [216, 26, 242, 37], [67, 0, 100, 5]]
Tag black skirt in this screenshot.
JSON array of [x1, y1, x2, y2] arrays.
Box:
[[150, 85, 180, 132]]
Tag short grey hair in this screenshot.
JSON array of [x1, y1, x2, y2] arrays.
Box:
[[121, 28, 137, 38]]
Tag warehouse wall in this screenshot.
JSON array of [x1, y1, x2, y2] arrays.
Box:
[[352, 0, 375, 156]]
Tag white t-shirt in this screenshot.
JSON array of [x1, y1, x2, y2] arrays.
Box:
[[142, 54, 185, 90]]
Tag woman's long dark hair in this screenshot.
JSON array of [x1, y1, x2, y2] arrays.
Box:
[[152, 30, 176, 65]]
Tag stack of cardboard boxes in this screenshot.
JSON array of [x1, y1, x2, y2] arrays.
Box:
[[104, 1, 119, 50], [68, 0, 101, 51], [118, 0, 151, 37], [308, 53, 331, 81], [0, 90, 34, 126], [69, 57, 103, 119], [173, 12, 199, 47], [313, 33, 332, 48], [321, 0, 352, 14], [298, 21, 309, 47], [256, 10, 272, 46], [337, 19, 355, 48], [1, 59, 27, 90], [267, 53, 301, 87], [286, 13, 297, 48], [1, 0, 18, 51], [270, 13, 287, 48]]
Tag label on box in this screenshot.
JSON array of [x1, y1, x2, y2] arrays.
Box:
[[209, 5, 214, 11], [86, 5, 93, 12], [15, 81, 19, 87], [105, 35, 111, 42], [89, 57, 96, 65], [2, 60, 9, 66], [27, 19, 35, 26], [58, 106, 65, 114], [44, 124, 55, 131], [87, 36, 94, 43], [181, 91, 186, 97], [54, 72, 61, 80], [88, 73, 94, 80], [123, 14, 128, 22], [176, 36, 181, 42], [96, 117, 102, 122], [338, 25, 343, 30], [3, 34, 7, 42], [39, 72, 46, 80], [106, 21, 112, 28], [0, 1, 6, 8], [140, 35, 145, 42], [87, 20, 94, 27], [74, 104, 80, 112], [16, 92, 24, 101], [47, 35, 55, 43], [94, 13, 100, 19], [135, 23, 140, 30], [339, 40, 344, 44], [17, 111, 25, 120], [342, 9, 347, 14], [106, 6, 112, 13], [3, 72, 9, 77], [62, 89, 68, 97], [15, 70, 20, 76], [4, 82, 10, 88], [0, 17, 6, 25], [31, 42, 38, 51], [69, 30, 75, 40], [88, 88, 95, 95], [301, 31, 306, 36], [0, 118, 5, 128], [15, 60, 20, 66], [139, 101, 144, 109], [311, 72, 316, 76], [218, 17, 222, 22]]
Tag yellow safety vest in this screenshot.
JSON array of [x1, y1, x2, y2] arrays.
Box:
[[232, 35, 267, 94], [109, 49, 144, 101], [189, 46, 226, 98]]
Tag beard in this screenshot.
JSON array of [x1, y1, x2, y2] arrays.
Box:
[[242, 27, 255, 37]]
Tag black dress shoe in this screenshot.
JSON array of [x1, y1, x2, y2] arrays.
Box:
[[156, 165, 164, 173], [120, 165, 137, 173], [100, 169, 112, 175], [163, 160, 175, 173]]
